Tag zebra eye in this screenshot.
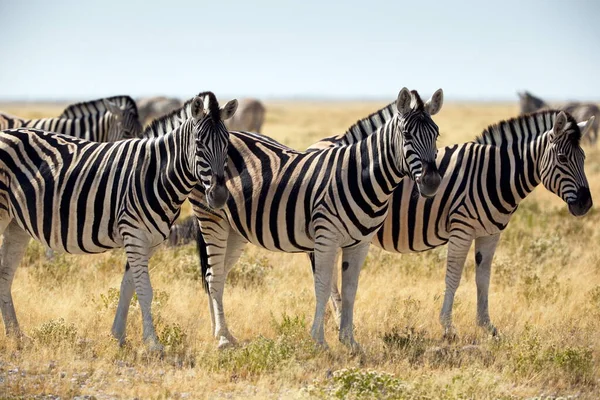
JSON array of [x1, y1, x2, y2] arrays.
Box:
[[404, 132, 413, 141], [557, 153, 568, 164]]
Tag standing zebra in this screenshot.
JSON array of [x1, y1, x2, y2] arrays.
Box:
[[225, 98, 266, 133], [310, 109, 594, 338], [170, 87, 443, 351], [0, 96, 143, 141], [164, 101, 399, 247], [136, 96, 183, 127], [0, 92, 237, 350], [517, 91, 599, 146]]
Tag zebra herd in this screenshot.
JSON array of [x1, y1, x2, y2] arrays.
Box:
[[0, 88, 595, 353]]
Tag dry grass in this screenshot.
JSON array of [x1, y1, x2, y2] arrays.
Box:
[[1, 100, 600, 399]]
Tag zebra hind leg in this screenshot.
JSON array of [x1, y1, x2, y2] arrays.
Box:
[[440, 232, 473, 341], [122, 236, 162, 352], [0, 220, 31, 338], [111, 263, 134, 345], [474, 234, 501, 336], [339, 243, 370, 354]]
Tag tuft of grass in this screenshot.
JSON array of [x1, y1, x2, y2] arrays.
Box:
[[32, 318, 78, 345]]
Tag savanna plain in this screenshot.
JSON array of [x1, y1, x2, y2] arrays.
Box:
[[1, 100, 599, 399]]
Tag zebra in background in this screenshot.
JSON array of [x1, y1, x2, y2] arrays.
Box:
[[174, 87, 444, 351], [136, 96, 183, 127], [0, 92, 238, 350], [518, 91, 599, 146], [225, 98, 266, 133], [310, 109, 594, 338], [0, 96, 143, 141]]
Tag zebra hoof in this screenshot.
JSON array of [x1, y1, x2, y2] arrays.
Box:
[[217, 335, 238, 349], [145, 338, 165, 355], [443, 326, 458, 342]]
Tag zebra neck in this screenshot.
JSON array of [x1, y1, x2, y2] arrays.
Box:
[[500, 135, 547, 206], [347, 124, 405, 205], [157, 123, 198, 203]]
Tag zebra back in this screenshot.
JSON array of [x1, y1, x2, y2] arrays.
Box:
[[307, 101, 396, 150], [60, 95, 143, 139]]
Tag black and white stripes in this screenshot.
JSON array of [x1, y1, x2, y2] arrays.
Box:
[[182, 88, 444, 349], [0, 92, 237, 349]]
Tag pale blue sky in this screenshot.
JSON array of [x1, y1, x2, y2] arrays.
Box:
[[1, 0, 599, 101]]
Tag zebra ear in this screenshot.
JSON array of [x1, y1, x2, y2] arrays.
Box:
[[550, 111, 568, 141], [578, 116, 595, 138], [396, 87, 412, 114], [102, 99, 123, 121], [220, 99, 238, 121], [191, 96, 206, 121], [425, 89, 443, 116]]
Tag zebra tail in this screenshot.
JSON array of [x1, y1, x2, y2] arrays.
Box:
[[196, 224, 210, 294]]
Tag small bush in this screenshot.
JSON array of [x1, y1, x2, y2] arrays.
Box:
[[306, 368, 409, 399], [32, 318, 78, 345], [159, 323, 187, 350], [228, 253, 272, 288]]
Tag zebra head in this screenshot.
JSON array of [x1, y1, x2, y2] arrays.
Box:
[[189, 93, 238, 209], [541, 111, 594, 216], [395, 87, 443, 197], [102, 99, 144, 140]]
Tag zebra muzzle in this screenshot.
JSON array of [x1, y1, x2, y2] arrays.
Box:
[[568, 186, 592, 217], [207, 175, 229, 209], [416, 161, 442, 198]]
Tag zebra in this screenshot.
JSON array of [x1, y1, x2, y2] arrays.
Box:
[[309, 108, 594, 338], [136, 96, 183, 127], [165, 101, 398, 247], [225, 98, 266, 133], [0, 96, 143, 142], [166, 87, 444, 351], [517, 91, 599, 146], [0, 92, 238, 350]]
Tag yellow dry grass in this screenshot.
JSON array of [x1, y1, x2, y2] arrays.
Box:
[[1, 100, 599, 399]]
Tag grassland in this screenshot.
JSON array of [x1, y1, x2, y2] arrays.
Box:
[[0, 100, 599, 399]]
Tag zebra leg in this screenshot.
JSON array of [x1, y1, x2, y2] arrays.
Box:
[[308, 251, 343, 327], [440, 232, 473, 340], [474, 234, 500, 336], [211, 231, 247, 348], [123, 237, 162, 352], [199, 216, 245, 348], [310, 236, 339, 349], [111, 262, 134, 345], [339, 243, 370, 353], [0, 220, 31, 337]]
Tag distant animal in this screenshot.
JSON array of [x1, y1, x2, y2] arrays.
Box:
[[0, 96, 143, 141], [136, 96, 183, 126], [166, 215, 198, 247], [517, 91, 599, 145], [310, 108, 594, 339], [224, 98, 266, 133], [0, 92, 237, 351]]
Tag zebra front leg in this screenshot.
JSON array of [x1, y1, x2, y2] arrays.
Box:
[[0, 221, 31, 338], [440, 232, 473, 340], [111, 263, 134, 345], [339, 243, 370, 353], [474, 234, 500, 336], [123, 237, 162, 352], [308, 251, 342, 327], [310, 236, 339, 349]]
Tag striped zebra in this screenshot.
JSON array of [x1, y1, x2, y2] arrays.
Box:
[[179, 87, 444, 351], [0, 92, 237, 350], [310, 108, 594, 338], [165, 101, 399, 246], [0, 96, 143, 141], [518, 91, 600, 146]]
